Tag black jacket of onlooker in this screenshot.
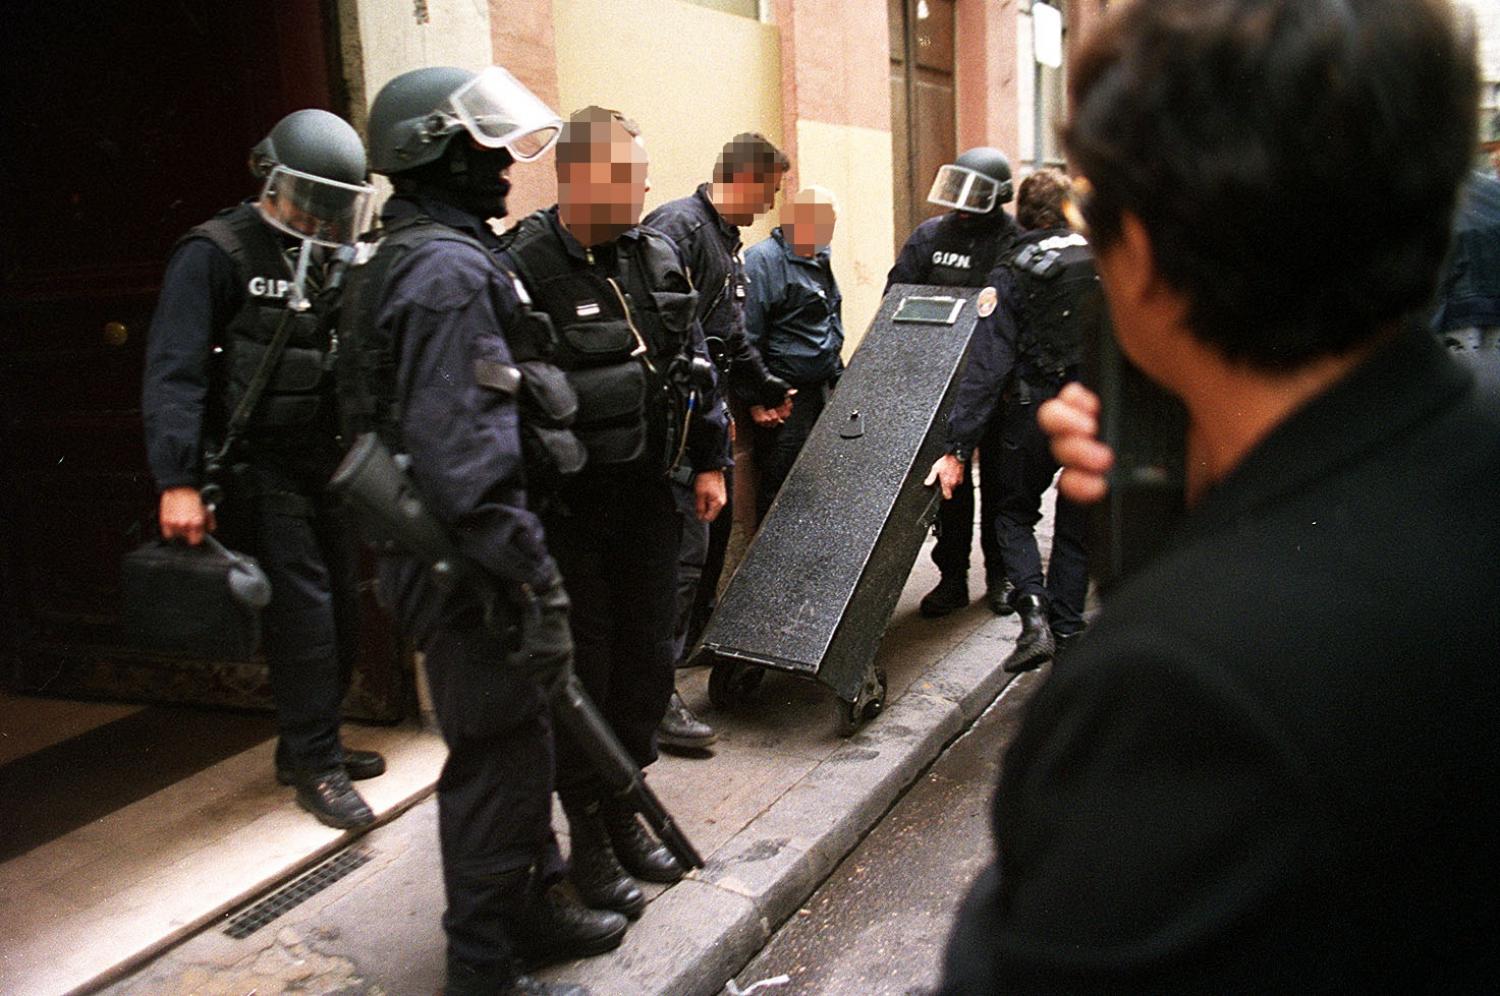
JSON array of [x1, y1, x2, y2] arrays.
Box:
[[941, 327, 1500, 993]]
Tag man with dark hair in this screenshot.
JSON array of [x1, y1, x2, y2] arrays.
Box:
[[941, 1, 1498, 991], [888, 147, 1022, 619], [500, 106, 730, 919], [643, 131, 794, 749]]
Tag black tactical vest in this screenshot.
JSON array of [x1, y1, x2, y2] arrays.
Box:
[[187, 204, 336, 445], [1010, 228, 1104, 380], [500, 210, 698, 472], [925, 212, 1018, 288], [335, 214, 585, 489]]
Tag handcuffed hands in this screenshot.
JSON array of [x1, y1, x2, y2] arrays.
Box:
[[750, 389, 796, 428]]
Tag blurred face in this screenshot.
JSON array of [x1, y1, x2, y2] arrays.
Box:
[[558, 120, 650, 241], [781, 193, 837, 257], [722, 167, 785, 222]]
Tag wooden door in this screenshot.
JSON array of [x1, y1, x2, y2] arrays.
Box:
[[0, 0, 406, 720], [889, 0, 958, 252]]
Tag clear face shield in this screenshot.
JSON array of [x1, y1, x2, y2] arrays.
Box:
[[443, 66, 562, 162], [927, 164, 1002, 215], [257, 164, 376, 247]]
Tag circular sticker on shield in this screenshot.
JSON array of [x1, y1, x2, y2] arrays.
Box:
[[976, 286, 998, 318]]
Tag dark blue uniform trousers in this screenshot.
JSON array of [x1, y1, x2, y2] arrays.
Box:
[[993, 393, 1090, 636], [545, 471, 683, 794], [750, 379, 833, 521], [238, 459, 359, 774], [932, 416, 1007, 588], [415, 593, 562, 973]]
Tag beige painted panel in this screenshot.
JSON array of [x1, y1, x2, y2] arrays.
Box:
[[790, 118, 896, 357], [351, 0, 495, 91], [553, 0, 784, 247], [342, 0, 499, 204]]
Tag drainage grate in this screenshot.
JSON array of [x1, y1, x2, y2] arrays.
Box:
[[223, 844, 374, 939]]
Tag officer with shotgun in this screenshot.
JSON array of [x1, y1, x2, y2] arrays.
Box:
[[332, 67, 699, 996]]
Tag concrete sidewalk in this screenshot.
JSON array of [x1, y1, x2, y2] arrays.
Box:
[[543, 593, 1021, 995], [103, 523, 1033, 995]]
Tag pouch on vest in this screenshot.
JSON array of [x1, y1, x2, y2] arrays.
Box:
[[228, 342, 327, 428], [650, 290, 697, 334], [568, 362, 649, 465], [515, 360, 587, 483], [560, 320, 636, 363]]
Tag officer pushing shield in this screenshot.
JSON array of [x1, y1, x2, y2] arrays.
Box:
[[887, 147, 1023, 619]]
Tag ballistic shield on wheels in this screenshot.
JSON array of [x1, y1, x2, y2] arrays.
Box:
[[330, 433, 704, 870], [691, 284, 984, 734]]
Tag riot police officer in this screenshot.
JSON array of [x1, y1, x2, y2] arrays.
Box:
[[498, 107, 730, 920], [341, 68, 622, 995], [926, 169, 1095, 673], [141, 109, 385, 830], [1433, 170, 1500, 355], [642, 132, 793, 750], [888, 147, 1021, 618]]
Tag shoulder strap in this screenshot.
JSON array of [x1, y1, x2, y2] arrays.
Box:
[[184, 205, 279, 277], [202, 305, 298, 496]]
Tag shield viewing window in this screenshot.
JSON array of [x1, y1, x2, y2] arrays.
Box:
[[892, 295, 965, 325]]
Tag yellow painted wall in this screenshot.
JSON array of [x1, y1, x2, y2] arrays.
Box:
[[551, 0, 784, 248], [793, 118, 896, 356]]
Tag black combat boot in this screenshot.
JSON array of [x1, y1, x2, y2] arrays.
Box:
[[657, 690, 718, 750], [292, 766, 376, 829], [561, 792, 646, 918], [986, 578, 1017, 616], [602, 802, 684, 884], [1002, 594, 1056, 673], [1053, 627, 1086, 659], [919, 574, 970, 617], [506, 881, 628, 968], [276, 743, 387, 785], [444, 955, 590, 996]]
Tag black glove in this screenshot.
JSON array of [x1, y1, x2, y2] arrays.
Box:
[[758, 374, 793, 410], [507, 561, 573, 684]]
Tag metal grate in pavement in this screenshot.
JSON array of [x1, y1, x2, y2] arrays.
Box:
[[222, 844, 374, 939]]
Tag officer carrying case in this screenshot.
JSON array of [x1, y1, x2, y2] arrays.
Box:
[[691, 284, 984, 733], [121, 534, 271, 661]]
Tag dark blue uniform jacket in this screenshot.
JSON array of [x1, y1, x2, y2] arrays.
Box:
[[944, 263, 1026, 455], [378, 194, 551, 590], [643, 184, 785, 408], [142, 203, 261, 490]]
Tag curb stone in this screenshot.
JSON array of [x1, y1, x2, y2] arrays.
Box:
[[540, 611, 1022, 996]]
